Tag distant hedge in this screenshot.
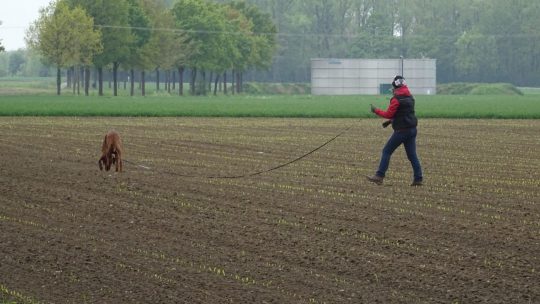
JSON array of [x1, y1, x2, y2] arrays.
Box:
[[243, 82, 525, 96], [437, 83, 523, 95], [243, 82, 311, 95]]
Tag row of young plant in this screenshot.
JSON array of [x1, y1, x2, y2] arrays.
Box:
[[2, 168, 533, 304], [113, 185, 344, 301], [117, 174, 530, 280], [113, 176, 538, 300], [58, 117, 540, 237], [0, 283, 42, 304], [201, 177, 537, 272], [6, 117, 538, 234], [204, 163, 540, 232], [0, 195, 330, 304], [8, 118, 540, 266]]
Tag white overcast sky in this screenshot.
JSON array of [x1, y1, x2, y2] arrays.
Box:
[[0, 0, 52, 51]]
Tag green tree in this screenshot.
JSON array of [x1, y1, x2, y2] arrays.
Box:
[[26, 1, 102, 95], [125, 0, 151, 96], [455, 32, 498, 81], [473, 0, 539, 84], [520, 1, 540, 85], [21, 49, 54, 77], [220, 4, 250, 94], [172, 0, 229, 95], [406, 0, 479, 82], [351, 7, 399, 58], [226, 1, 277, 92], [8, 50, 25, 75], [0, 52, 9, 77], [241, 2, 277, 70], [67, 0, 133, 96], [139, 0, 190, 96]]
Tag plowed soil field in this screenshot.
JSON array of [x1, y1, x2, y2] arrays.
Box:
[[1, 117, 539, 303]]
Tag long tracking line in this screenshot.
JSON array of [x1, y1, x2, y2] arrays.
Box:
[[123, 124, 354, 179]]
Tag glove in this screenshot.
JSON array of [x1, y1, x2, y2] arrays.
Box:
[[370, 104, 376, 113], [382, 120, 391, 128]]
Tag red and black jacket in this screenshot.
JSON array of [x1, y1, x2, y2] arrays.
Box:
[[374, 85, 418, 130]]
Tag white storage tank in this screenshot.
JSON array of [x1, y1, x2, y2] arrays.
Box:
[[311, 58, 436, 95]]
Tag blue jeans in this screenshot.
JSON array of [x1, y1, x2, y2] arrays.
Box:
[[376, 127, 423, 181]]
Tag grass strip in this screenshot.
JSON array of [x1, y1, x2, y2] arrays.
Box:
[[0, 94, 538, 118]]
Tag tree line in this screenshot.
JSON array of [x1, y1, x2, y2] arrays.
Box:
[[9, 0, 540, 90], [241, 0, 539, 86], [25, 0, 277, 96]]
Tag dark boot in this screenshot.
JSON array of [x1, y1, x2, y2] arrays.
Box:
[[366, 175, 384, 185], [411, 180, 423, 186]]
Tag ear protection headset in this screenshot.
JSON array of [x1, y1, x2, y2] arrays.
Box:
[[392, 76, 406, 88]]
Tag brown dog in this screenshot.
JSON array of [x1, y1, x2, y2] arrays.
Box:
[[98, 130, 123, 172]]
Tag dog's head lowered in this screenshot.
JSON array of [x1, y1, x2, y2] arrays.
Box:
[[98, 131, 123, 172], [98, 152, 115, 171]]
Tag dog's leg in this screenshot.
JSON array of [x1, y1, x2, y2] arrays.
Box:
[[114, 151, 119, 172], [107, 153, 113, 171], [117, 153, 122, 172], [98, 156, 104, 171]]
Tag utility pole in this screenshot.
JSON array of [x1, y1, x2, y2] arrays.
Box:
[[400, 55, 404, 77]]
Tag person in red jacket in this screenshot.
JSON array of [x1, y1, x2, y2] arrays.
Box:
[[367, 75, 423, 186]]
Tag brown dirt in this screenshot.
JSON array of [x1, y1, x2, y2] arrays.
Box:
[[1, 117, 539, 304]]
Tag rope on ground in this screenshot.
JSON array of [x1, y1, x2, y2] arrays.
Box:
[[123, 124, 354, 179]]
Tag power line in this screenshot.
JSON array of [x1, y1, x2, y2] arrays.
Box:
[[92, 24, 540, 39], [5, 23, 538, 40]]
